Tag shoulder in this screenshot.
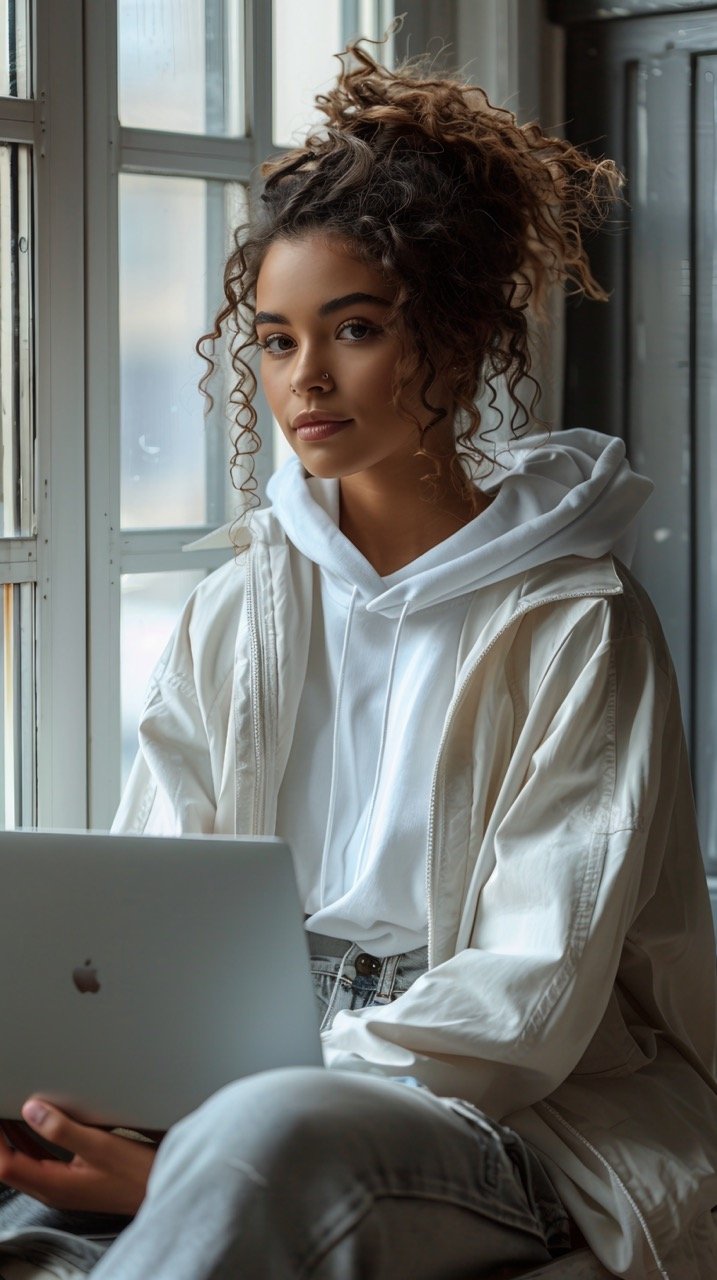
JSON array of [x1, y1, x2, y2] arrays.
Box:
[[149, 507, 303, 696], [136, 558, 243, 725], [487, 554, 675, 711], [179, 506, 295, 639], [172, 555, 247, 665], [513, 553, 670, 659]]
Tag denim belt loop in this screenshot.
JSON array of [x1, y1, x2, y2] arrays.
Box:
[[374, 954, 401, 1004], [319, 942, 361, 1032]]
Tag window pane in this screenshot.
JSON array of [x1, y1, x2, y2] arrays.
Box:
[[118, 0, 245, 136], [0, 0, 29, 97], [121, 570, 206, 786], [0, 142, 33, 536], [272, 1, 393, 149], [272, 0, 342, 146], [0, 583, 35, 827], [119, 175, 246, 529]]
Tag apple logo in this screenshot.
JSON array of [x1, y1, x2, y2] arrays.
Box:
[[73, 958, 101, 994]]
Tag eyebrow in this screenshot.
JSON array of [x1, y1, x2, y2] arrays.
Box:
[[254, 292, 392, 327]]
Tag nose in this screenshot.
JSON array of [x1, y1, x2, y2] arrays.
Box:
[[289, 357, 333, 396]]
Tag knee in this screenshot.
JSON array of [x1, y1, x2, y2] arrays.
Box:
[[160, 1059, 391, 1187], [163, 1067, 346, 1175]]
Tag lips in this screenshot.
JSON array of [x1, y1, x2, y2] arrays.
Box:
[[291, 411, 353, 442], [296, 421, 351, 441]]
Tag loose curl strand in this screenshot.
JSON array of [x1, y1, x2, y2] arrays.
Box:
[[196, 32, 623, 519]]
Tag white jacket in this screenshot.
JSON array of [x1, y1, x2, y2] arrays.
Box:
[[115, 496, 717, 1280]]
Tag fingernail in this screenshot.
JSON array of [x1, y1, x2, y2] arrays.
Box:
[[23, 1101, 49, 1127]]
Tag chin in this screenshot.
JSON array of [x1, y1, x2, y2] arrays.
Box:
[[294, 452, 362, 481]]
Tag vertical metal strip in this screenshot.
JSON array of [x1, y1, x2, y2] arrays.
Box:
[[8, 142, 21, 534], [17, 130, 33, 537], [85, 0, 121, 827], [34, 0, 88, 827], [693, 55, 717, 873], [19, 580, 36, 824], [3, 582, 14, 825], [0, 143, 14, 537], [249, 0, 272, 161], [626, 47, 693, 735], [622, 59, 639, 464]]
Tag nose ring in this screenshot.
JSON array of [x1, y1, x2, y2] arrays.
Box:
[[290, 373, 331, 394]]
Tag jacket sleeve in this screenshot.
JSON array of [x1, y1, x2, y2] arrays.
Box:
[[321, 609, 681, 1119], [111, 563, 241, 836]]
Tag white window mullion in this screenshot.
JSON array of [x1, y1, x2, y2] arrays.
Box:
[[84, 0, 122, 830], [248, 0, 273, 161], [34, 0, 87, 827], [120, 127, 254, 181]]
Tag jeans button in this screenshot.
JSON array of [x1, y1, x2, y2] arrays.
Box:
[[355, 952, 381, 976]]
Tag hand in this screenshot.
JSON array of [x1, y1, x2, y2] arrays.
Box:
[[0, 1099, 156, 1214]]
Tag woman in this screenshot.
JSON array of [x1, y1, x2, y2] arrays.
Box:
[[1, 41, 716, 1280]]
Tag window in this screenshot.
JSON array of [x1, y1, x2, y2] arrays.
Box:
[[0, 0, 88, 829], [0, 0, 401, 833]]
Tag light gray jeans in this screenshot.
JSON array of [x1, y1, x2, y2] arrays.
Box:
[[1, 934, 571, 1279]]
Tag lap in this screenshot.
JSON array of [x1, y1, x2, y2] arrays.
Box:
[[87, 1067, 571, 1280], [162, 1066, 570, 1253]]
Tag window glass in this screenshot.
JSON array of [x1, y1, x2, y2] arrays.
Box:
[[119, 174, 246, 529], [272, 1, 393, 146], [0, 583, 35, 827], [0, 142, 33, 536], [118, 0, 245, 136], [0, 0, 29, 97], [272, 0, 342, 146], [120, 570, 206, 786]]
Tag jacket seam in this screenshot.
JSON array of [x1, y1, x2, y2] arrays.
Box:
[[539, 1101, 671, 1280], [128, 781, 158, 834], [516, 647, 620, 1046], [204, 664, 235, 727], [145, 669, 200, 709], [428, 585, 625, 964]]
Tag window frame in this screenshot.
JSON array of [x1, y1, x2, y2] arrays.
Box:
[[0, 0, 87, 828]]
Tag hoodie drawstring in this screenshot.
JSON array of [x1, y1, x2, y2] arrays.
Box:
[[352, 601, 410, 884], [319, 585, 359, 906]]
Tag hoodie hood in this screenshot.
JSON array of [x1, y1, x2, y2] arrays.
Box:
[[266, 428, 653, 620]]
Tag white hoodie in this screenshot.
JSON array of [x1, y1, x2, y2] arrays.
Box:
[[269, 428, 654, 954]]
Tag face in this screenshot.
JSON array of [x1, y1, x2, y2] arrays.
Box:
[[255, 234, 446, 482]]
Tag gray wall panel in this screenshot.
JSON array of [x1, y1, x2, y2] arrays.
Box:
[[694, 55, 717, 873], [554, 7, 717, 872], [626, 47, 693, 720]]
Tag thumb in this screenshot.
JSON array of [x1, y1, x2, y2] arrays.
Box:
[[22, 1098, 108, 1163]]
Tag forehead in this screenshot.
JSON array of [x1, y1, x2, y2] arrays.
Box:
[[256, 234, 390, 309]]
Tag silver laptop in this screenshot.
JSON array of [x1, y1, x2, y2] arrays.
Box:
[[0, 831, 323, 1130]]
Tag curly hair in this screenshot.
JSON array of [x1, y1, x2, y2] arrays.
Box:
[[196, 36, 622, 514]]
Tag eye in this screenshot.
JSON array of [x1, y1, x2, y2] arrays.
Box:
[[336, 319, 380, 343], [258, 333, 295, 356]]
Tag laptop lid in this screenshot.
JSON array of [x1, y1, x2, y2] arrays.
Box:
[[0, 831, 323, 1130]]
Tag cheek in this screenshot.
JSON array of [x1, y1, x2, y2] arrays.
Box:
[[344, 346, 398, 406], [259, 358, 288, 411]]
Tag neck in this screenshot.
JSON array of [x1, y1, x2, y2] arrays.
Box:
[[339, 457, 490, 577]]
